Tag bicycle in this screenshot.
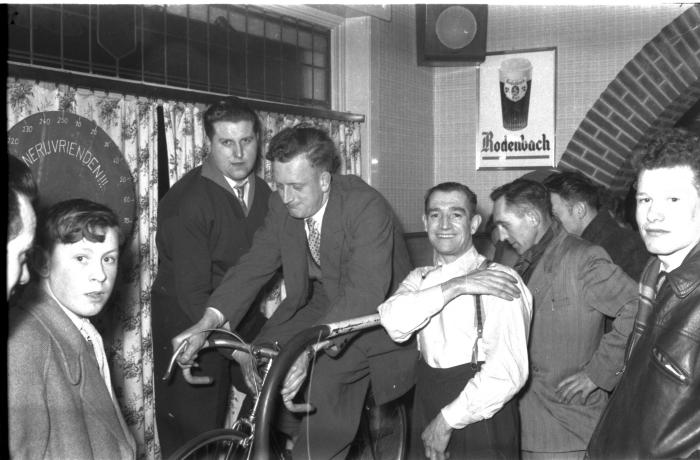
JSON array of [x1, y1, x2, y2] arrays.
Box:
[[162, 313, 408, 460]]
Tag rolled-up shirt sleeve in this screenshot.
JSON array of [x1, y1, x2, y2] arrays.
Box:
[[442, 278, 532, 429], [378, 268, 445, 343]]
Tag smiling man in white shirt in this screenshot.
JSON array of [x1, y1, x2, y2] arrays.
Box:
[[379, 182, 532, 460]]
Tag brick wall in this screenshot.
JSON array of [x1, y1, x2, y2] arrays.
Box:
[[559, 4, 700, 195]]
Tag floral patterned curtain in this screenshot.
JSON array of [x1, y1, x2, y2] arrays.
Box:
[[7, 78, 362, 460], [162, 103, 363, 185], [161, 102, 208, 185], [6, 78, 160, 459]]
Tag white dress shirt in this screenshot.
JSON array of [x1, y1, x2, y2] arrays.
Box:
[[378, 246, 532, 429], [304, 194, 329, 239]]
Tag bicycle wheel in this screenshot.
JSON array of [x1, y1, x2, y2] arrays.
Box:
[[348, 392, 409, 460], [168, 428, 249, 460]]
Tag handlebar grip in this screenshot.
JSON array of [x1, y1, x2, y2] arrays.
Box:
[[182, 367, 214, 385], [283, 399, 315, 414], [162, 338, 216, 385]]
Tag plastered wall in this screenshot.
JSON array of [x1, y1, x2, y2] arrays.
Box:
[[359, 4, 689, 231]]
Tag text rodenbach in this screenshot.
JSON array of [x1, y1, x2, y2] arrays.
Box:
[[481, 131, 551, 153]]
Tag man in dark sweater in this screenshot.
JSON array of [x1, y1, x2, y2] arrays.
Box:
[[151, 98, 272, 456], [544, 171, 650, 281]]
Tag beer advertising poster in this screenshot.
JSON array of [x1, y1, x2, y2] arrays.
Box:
[[476, 48, 556, 170]]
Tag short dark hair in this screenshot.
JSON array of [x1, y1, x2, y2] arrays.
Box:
[[36, 199, 122, 255], [637, 127, 700, 191], [9, 155, 38, 241], [543, 171, 600, 210], [491, 179, 552, 218], [424, 182, 477, 217], [203, 97, 262, 151], [266, 125, 340, 174]]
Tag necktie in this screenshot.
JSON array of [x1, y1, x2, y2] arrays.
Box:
[[306, 218, 321, 266], [80, 318, 115, 401], [234, 185, 247, 214]]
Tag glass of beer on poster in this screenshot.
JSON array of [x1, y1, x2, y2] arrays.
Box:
[[499, 58, 533, 131]]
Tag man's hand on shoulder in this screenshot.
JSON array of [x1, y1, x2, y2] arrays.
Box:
[[421, 412, 453, 460], [443, 267, 521, 303]]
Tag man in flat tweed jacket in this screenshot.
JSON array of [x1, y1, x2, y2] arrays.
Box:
[[491, 179, 638, 459]]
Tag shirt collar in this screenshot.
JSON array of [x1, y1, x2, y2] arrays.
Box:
[[308, 192, 330, 228], [434, 245, 481, 273], [224, 176, 248, 189], [202, 159, 253, 198], [525, 224, 553, 261], [43, 280, 94, 335]]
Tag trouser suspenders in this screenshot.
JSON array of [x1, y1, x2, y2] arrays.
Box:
[[470, 259, 492, 370]]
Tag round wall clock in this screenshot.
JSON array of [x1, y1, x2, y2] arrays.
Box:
[[435, 5, 478, 50], [7, 111, 136, 240]]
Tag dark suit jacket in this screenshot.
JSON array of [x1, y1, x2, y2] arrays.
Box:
[[207, 173, 417, 404], [9, 286, 136, 459]]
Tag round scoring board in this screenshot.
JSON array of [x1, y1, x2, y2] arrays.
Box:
[[8, 111, 136, 239]]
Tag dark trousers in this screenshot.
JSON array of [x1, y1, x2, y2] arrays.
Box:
[[409, 359, 520, 460], [292, 345, 371, 459], [263, 280, 372, 459]]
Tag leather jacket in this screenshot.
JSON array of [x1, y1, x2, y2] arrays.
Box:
[[587, 241, 700, 459]]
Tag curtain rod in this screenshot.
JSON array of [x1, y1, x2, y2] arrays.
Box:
[[7, 62, 365, 124]]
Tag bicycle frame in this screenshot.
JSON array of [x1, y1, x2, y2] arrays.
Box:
[[251, 314, 380, 460]]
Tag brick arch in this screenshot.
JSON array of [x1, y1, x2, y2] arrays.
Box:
[[558, 4, 700, 196]]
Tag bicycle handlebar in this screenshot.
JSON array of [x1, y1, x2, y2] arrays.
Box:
[[162, 330, 271, 385], [161, 329, 327, 413], [162, 313, 383, 460], [162, 314, 380, 385], [252, 313, 382, 460]]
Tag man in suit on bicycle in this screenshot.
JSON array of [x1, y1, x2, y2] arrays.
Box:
[[173, 125, 417, 458]]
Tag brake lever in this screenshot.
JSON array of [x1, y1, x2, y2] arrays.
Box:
[[162, 339, 189, 381]]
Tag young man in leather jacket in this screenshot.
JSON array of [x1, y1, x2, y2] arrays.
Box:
[[587, 127, 700, 459]]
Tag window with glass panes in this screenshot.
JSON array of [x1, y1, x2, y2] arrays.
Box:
[[8, 4, 331, 109]]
